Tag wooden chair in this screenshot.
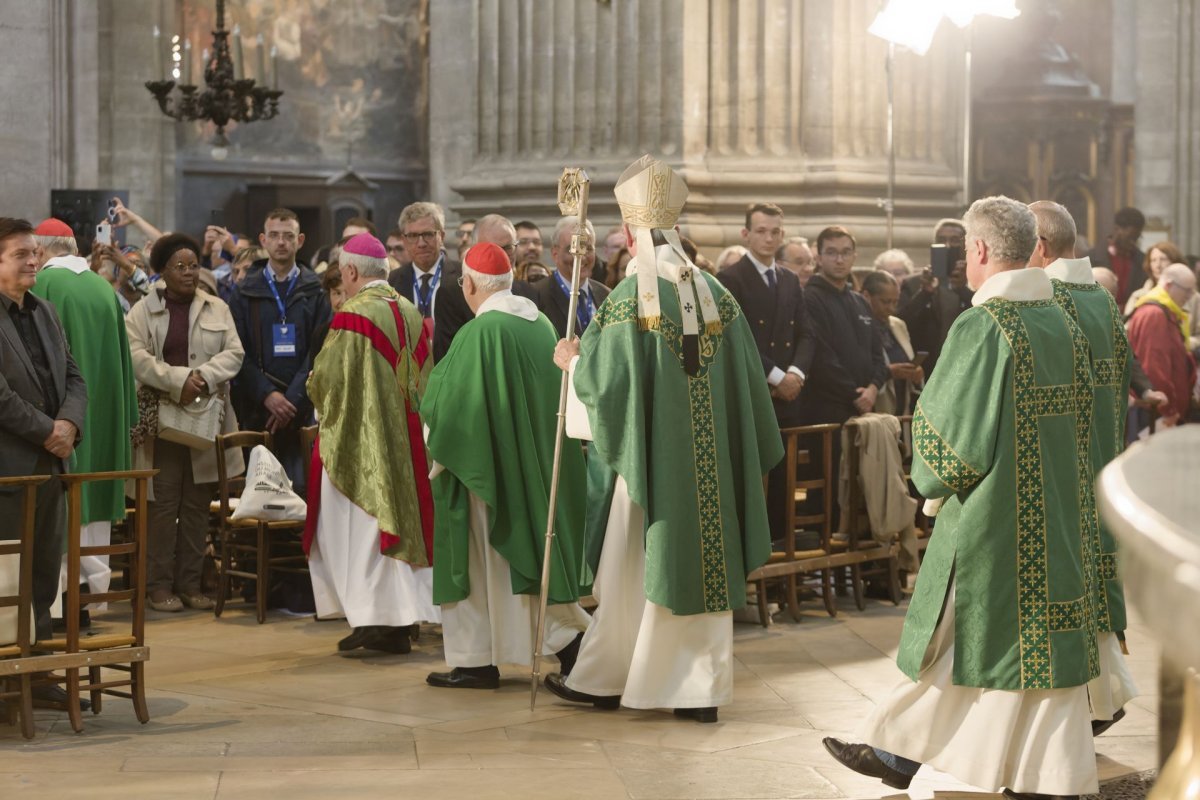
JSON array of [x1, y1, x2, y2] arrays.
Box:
[[213, 431, 309, 624], [32, 471, 155, 733], [0, 475, 48, 739], [837, 422, 904, 608], [746, 424, 842, 625]]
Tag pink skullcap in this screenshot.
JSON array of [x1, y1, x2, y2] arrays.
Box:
[[35, 218, 74, 237], [342, 232, 387, 259], [464, 242, 512, 275]]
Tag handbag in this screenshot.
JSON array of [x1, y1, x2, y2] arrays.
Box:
[[158, 390, 226, 450]]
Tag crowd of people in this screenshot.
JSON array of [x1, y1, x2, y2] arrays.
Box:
[[1, 148, 1196, 798]]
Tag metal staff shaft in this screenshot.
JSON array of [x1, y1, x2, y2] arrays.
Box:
[[531, 172, 591, 711]]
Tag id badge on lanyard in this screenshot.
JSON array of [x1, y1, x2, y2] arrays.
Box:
[[268, 272, 299, 357]]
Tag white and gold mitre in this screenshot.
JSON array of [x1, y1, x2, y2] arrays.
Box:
[[615, 154, 720, 338], [614, 154, 689, 230]]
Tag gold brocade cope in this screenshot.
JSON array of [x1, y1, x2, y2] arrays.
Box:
[[306, 284, 432, 566]]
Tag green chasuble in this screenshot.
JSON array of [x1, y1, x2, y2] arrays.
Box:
[[1051, 276, 1131, 633], [32, 262, 137, 524], [899, 291, 1103, 690], [420, 303, 587, 606], [573, 271, 783, 616], [307, 284, 432, 566]]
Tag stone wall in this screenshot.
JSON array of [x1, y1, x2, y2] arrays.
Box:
[[430, 0, 967, 255]]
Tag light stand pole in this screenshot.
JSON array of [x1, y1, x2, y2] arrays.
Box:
[[961, 25, 974, 208], [884, 42, 896, 248]]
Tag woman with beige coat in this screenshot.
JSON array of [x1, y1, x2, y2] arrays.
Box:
[[126, 233, 244, 612]]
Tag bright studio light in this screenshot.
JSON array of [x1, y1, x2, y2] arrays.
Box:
[[943, 0, 1021, 28], [869, 0, 1021, 54], [868, 0, 944, 55]]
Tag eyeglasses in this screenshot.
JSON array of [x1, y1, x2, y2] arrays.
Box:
[[404, 231, 441, 243], [499, 242, 517, 253], [170, 262, 200, 273], [821, 249, 855, 261]]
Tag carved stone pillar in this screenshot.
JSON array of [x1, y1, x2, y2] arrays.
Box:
[[430, 0, 967, 254]]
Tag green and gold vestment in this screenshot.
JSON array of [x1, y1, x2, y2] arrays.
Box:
[[573, 270, 783, 616], [899, 278, 1103, 690]]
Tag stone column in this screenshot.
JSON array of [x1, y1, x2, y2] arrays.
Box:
[[1135, 0, 1200, 254], [430, 0, 967, 254]]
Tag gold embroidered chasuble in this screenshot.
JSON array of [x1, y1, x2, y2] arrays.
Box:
[[897, 279, 1103, 690], [572, 270, 783, 616], [1049, 275, 1131, 633]]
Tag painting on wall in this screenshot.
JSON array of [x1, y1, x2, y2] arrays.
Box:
[[177, 0, 427, 168]]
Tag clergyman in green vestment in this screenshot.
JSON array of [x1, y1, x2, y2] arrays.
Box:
[[543, 156, 783, 723], [421, 241, 590, 691], [1028, 200, 1138, 732], [32, 222, 137, 614], [305, 233, 439, 655], [825, 197, 1129, 799]]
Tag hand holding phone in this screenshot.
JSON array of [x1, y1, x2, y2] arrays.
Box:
[[911, 351, 929, 367], [95, 221, 112, 246]]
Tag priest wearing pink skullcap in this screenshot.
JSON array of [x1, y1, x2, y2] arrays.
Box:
[[305, 232, 439, 654], [421, 242, 589, 690]]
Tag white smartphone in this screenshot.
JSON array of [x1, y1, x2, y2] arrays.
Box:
[[95, 221, 112, 246]]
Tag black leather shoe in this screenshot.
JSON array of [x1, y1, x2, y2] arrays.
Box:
[[555, 632, 584, 677], [31, 684, 91, 712], [426, 666, 501, 689], [1002, 789, 1079, 800], [673, 707, 718, 723], [1091, 707, 1125, 736], [361, 626, 412, 654], [337, 627, 374, 652], [821, 737, 914, 790], [543, 672, 620, 709]]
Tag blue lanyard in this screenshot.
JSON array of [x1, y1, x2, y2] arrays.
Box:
[[413, 262, 443, 317], [554, 271, 594, 332], [266, 271, 299, 322]]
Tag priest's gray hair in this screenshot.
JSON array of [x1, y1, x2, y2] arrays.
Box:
[[462, 263, 513, 293], [472, 214, 517, 245], [339, 249, 389, 279], [552, 216, 596, 250], [963, 196, 1038, 265], [1028, 200, 1077, 259], [34, 235, 78, 257]]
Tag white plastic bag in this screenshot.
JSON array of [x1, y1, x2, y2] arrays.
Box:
[[230, 445, 307, 522]]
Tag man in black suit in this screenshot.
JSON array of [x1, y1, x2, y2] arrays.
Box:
[[717, 203, 813, 541], [0, 218, 88, 655], [533, 217, 611, 338], [428, 213, 539, 361], [386, 202, 461, 361]]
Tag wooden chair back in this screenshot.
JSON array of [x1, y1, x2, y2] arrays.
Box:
[[0, 475, 48, 739], [22, 470, 155, 734]]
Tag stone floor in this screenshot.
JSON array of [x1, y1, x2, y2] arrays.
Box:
[[0, 595, 1160, 800]]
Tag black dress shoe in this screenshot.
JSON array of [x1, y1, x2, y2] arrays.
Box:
[[1002, 789, 1079, 800], [337, 627, 374, 652], [543, 672, 620, 709], [821, 737, 913, 790], [673, 707, 718, 723], [555, 632, 584, 677], [1091, 707, 1125, 736], [361, 626, 412, 654], [426, 666, 501, 689], [31, 684, 91, 712]]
